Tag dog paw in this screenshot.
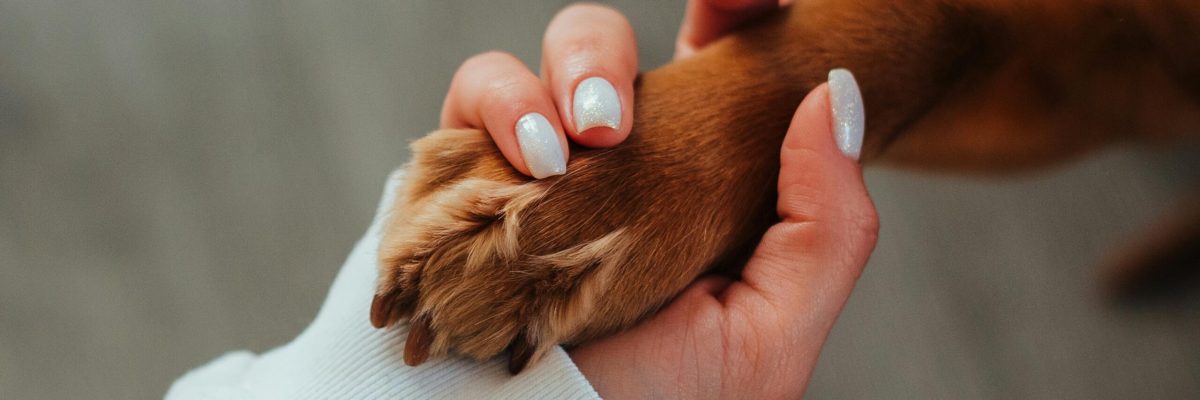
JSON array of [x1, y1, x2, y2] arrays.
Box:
[[371, 127, 774, 372], [369, 129, 645, 373]]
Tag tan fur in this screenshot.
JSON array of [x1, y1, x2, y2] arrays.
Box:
[[372, 0, 1200, 372]]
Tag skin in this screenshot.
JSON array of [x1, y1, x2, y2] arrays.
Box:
[[442, 1, 879, 397], [440, 3, 638, 177], [571, 83, 878, 399]]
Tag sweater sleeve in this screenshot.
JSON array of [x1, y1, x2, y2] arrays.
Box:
[[166, 170, 601, 400]]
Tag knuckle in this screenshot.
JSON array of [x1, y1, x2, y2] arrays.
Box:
[[559, 2, 626, 24], [457, 51, 518, 74], [849, 206, 880, 242], [451, 51, 537, 103], [551, 3, 634, 43], [480, 82, 539, 116], [482, 74, 524, 94], [545, 4, 637, 75], [559, 39, 604, 63], [828, 198, 880, 255]]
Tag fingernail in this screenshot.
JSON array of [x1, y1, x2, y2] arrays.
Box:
[[515, 112, 567, 179], [572, 77, 621, 133], [828, 68, 865, 160]]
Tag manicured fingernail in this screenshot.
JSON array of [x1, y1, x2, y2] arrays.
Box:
[[828, 68, 865, 160], [515, 112, 566, 179], [572, 77, 621, 133]]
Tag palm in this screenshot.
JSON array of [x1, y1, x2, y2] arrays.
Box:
[[569, 83, 875, 399], [572, 276, 821, 399]]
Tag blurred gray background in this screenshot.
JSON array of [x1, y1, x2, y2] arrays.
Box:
[[1, 1, 1198, 399]]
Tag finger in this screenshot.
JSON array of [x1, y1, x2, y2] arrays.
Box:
[[688, 275, 735, 297], [441, 51, 568, 179], [675, 0, 783, 59], [542, 3, 637, 147], [733, 69, 877, 324]]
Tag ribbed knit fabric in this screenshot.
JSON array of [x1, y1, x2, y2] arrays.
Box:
[[166, 171, 601, 400]]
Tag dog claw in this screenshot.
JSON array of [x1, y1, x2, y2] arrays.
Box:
[[369, 293, 393, 328], [507, 335, 535, 374], [404, 315, 435, 366]]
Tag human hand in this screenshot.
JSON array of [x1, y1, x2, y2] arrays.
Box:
[[565, 3, 877, 397], [568, 72, 876, 398], [440, 3, 636, 179], [449, 0, 794, 176], [447, 2, 878, 398]]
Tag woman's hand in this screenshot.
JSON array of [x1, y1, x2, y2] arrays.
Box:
[[440, 3, 637, 178], [440, 0, 793, 178], [569, 74, 875, 398], [447, 2, 876, 398]]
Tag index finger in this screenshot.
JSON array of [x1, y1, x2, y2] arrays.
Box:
[[441, 52, 569, 179]]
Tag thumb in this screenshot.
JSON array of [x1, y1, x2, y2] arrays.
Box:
[[737, 69, 878, 324]]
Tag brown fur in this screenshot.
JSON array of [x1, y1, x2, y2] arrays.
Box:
[[371, 0, 1200, 372]]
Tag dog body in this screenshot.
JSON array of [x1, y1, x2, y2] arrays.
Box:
[[370, 0, 1200, 372]]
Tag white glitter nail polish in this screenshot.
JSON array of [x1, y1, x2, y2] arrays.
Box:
[[572, 77, 621, 133], [828, 69, 865, 160], [515, 112, 566, 179]]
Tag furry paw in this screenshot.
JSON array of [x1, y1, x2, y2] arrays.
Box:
[[370, 129, 642, 373], [370, 127, 774, 373]]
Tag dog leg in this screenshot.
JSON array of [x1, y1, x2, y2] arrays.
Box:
[[373, 0, 1200, 372]]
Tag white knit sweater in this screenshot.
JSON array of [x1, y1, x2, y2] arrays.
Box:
[[166, 171, 600, 400]]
